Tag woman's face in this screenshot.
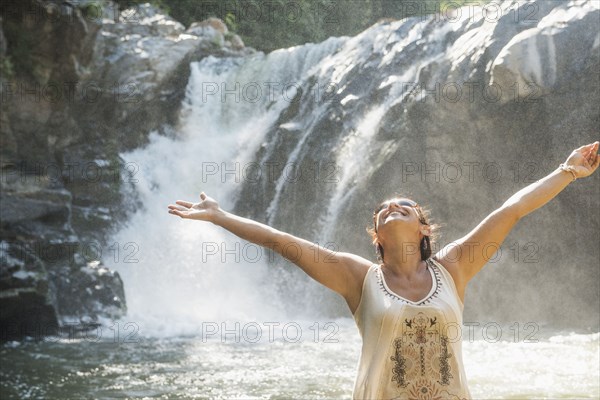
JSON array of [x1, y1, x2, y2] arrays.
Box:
[[375, 198, 423, 234]]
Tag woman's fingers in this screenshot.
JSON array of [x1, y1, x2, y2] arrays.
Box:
[[591, 157, 599, 171], [169, 192, 212, 220], [176, 193, 210, 209], [583, 142, 599, 164], [572, 142, 600, 176], [591, 146, 600, 169], [168, 204, 189, 212], [576, 144, 590, 151], [577, 142, 597, 153], [168, 209, 187, 218]]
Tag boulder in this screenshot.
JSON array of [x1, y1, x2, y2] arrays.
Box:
[[491, 1, 600, 102], [0, 241, 58, 341]]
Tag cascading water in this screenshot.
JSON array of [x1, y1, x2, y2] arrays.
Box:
[[106, 4, 600, 333], [103, 37, 348, 337], [3, 2, 599, 398]]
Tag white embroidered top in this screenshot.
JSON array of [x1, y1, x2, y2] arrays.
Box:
[[352, 257, 472, 399]]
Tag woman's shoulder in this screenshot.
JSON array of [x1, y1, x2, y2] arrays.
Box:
[[430, 255, 466, 304], [430, 254, 458, 274]]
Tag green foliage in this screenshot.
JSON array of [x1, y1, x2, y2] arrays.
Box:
[[113, 0, 492, 52], [209, 35, 223, 50], [224, 12, 237, 33], [77, 1, 103, 16]]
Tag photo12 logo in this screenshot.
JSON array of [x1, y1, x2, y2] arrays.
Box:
[[400, 80, 542, 104], [200, 321, 340, 343], [200, 161, 339, 184], [1, 161, 139, 185], [199, 80, 338, 104], [1, 81, 140, 104]]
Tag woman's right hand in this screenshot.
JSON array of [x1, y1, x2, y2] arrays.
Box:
[[167, 192, 221, 222]]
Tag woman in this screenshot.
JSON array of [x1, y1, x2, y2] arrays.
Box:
[[168, 142, 599, 399]]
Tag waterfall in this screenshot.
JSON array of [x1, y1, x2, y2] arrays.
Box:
[[104, 0, 600, 334], [103, 38, 347, 337]]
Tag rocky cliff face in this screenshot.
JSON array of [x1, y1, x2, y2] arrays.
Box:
[[233, 0, 600, 327], [0, 0, 250, 340], [2, 0, 599, 340]]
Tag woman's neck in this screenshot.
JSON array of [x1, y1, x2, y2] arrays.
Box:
[[381, 244, 425, 279]]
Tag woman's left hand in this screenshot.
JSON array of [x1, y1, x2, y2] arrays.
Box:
[[564, 141, 600, 179]]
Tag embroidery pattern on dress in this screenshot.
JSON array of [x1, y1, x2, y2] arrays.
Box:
[[438, 335, 453, 385], [376, 259, 443, 305], [390, 337, 408, 388], [389, 312, 463, 397]]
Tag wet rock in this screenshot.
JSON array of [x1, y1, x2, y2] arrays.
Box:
[[0, 1, 251, 341], [51, 260, 126, 326], [0, 241, 58, 341], [490, 1, 600, 102], [196, 17, 229, 34], [229, 34, 245, 50], [234, 0, 600, 325]]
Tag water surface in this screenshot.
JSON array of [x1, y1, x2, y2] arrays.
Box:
[[2, 319, 598, 399]]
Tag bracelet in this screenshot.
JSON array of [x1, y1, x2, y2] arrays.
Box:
[[559, 163, 577, 182]]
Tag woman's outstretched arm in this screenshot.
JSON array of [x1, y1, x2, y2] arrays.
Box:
[[167, 193, 371, 314], [504, 142, 599, 218], [436, 141, 599, 293]]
